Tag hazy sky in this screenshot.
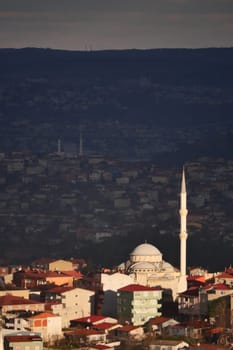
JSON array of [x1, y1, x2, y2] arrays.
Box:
[[0, 0, 233, 50]]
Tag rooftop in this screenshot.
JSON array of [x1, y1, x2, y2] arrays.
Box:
[[0, 295, 43, 306], [29, 312, 57, 319], [5, 335, 42, 343], [149, 316, 173, 325], [118, 284, 161, 292], [71, 315, 107, 324]]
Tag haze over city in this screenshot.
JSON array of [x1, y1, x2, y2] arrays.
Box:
[[0, 0, 233, 269], [1, 0, 233, 50]]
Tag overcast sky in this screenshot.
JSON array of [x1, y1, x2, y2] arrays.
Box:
[[0, 0, 233, 50]]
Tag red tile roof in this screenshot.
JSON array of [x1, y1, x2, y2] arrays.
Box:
[[204, 283, 231, 291], [118, 325, 142, 332], [0, 295, 43, 306], [46, 271, 73, 278], [5, 335, 42, 343], [186, 320, 210, 328], [118, 284, 161, 292], [170, 324, 186, 329], [216, 272, 233, 279], [150, 316, 173, 325], [64, 329, 101, 336], [93, 322, 120, 330], [16, 270, 73, 279], [213, 283, 231, 290], [206, 327, 224, 334], [187, 276, 205, 283], [15, 270, 47, 279], [46, 286, 74, 293], [71, 315, 106, 324], [32, 257, 55, 265], [29, 312, 57, 319], [203, 285, 213, 290], [91, 345, 112, 349], [190, 343, 227, 350], [61, 270, 83, 278]]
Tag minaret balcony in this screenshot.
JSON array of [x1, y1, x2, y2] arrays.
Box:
[[179, 209, 188, 215], [179, 231, 188, 239]]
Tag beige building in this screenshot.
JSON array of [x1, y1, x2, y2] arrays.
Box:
[[49, 259, 73, 271], [206, 284, 233, 301], [4, 333, 43, 350], [0, 295, 44, 317], [44, 287, 95, 328], [0, 290, 29, 299]]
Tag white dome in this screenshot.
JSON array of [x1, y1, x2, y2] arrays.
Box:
[[162, 261, 175, 271], [131, 243, 161, 257], [130, 243, 162, 264]]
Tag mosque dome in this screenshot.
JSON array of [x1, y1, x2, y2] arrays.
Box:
[[128, 261, 156, 273], [130, 242, 162, 263], [162, 261, 176, 271], [131, 243, 161, 256]]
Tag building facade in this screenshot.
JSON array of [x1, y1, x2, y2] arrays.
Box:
[[43, 286, 95, 328], [28, 312, 62, 343], [117, 284, 162, 326]]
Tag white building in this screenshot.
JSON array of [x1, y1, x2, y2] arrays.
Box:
[[100, 272, 134, 317], [28, 312, 62, 343], [117, 284, 162, 326], [149, 340, 189, 350]]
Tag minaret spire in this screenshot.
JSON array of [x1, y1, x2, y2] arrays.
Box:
[[57, 138, 62, 154], [79, 129, 83, 157], [179, 167, 188, 292], [181, 167, 186, 193]]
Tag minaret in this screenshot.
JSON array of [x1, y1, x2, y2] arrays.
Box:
[[57, 138, 62, 154], [79, 129, 83, 157], [179, 167, 188, 292]]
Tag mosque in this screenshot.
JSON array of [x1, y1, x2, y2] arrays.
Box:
[[117, 169, 188, 299]]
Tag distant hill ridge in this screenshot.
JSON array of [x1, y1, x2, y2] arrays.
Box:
[[1, 47, 233, 86], [0, 47, 233, 155]]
